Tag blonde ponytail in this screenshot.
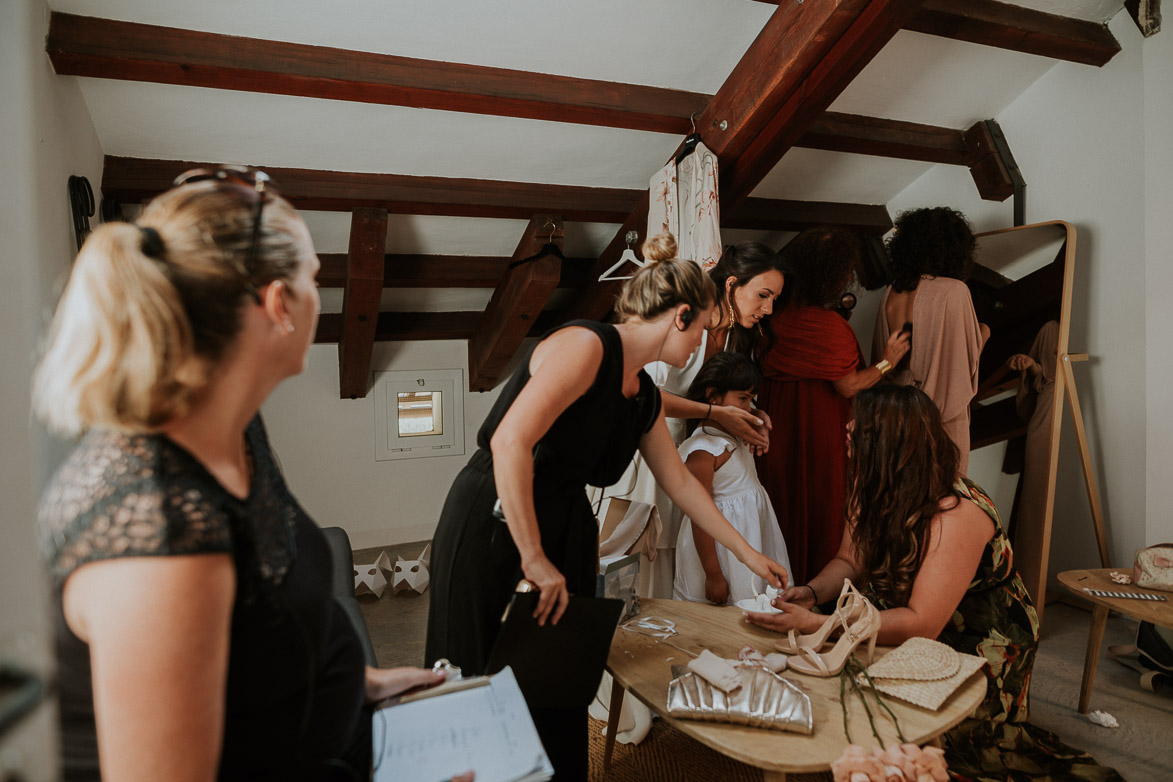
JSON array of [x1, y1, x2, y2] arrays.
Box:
[[32, 179, 305, 435], [613, 232, 715, 323], [33, 223, 201, 436]]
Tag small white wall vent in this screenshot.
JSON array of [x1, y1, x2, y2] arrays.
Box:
[[373, 369, 465, 461]]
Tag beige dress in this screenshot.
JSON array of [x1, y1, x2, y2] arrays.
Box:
[[872, 276, 983, 475]]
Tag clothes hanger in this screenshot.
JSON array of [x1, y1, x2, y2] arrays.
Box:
[[598, 231, 644, 281], [674, 112, 702, 165], [508, 220, 566, 268]]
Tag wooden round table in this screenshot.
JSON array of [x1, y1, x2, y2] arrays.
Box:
[[604, 598, 986, 780], [1056, 568, 1173, 713]]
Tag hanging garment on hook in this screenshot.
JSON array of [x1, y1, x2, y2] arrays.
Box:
[[648, 140, 722, 271]]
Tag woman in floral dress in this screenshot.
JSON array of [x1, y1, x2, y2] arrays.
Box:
[[748, 385, 1121, 781]]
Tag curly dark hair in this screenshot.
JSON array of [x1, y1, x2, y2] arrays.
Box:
[[886, 207, 976, 293], [846, 385, 961, 607], [778, 227, 861, 308], [683, 352, 762, 432], [710, 242, 788, 360]]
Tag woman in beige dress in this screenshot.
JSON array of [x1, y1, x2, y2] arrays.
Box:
[[872, 207, 988, 475]]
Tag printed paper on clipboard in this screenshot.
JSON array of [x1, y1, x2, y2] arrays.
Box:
[[371, 666, 552, 782]]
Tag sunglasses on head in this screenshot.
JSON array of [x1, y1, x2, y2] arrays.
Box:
[[172, 165, 274, 304]]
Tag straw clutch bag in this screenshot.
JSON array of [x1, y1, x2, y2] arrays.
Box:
[[857, 637, 986, 711], [667, 665, 813, 734]]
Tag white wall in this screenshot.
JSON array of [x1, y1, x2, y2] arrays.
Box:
[[262, 340, 509, 549], [0, 0, 105, 776], [877, 11, 1159, 587], [1143, 23, 1173, 546]]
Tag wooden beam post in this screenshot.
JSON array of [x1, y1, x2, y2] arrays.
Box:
[[467, 216, 564, 392], [338, 208, 388, 399], [568, 0, 921, 322]]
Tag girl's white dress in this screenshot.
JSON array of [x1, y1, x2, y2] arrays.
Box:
[[673, 426, 792, 604]]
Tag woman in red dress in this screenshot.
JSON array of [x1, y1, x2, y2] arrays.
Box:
[[756, 228, 909, 585]]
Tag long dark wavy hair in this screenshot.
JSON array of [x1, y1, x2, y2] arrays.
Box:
[[778, 227, 861, 308], [886, 207, 976, 293], [683, 352, 761, 433], [709, 242, 788, 360], [847, 385, 960, 607]]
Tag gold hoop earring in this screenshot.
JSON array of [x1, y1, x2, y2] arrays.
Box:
[[725, 291, 737, 330]]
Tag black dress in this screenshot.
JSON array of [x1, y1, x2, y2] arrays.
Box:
[[39, 418, 369, 782], [425, 320, 660, 780]]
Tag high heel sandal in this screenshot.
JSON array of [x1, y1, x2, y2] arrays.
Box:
[[786, 592, 881, 677], [773, 578, 865, 655]]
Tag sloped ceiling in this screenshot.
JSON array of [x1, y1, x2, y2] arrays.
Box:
[[46, 0, 1128, 392]]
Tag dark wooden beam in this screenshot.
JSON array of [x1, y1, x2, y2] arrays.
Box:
[[725, 197, 891, 234], [468, 216, 564, 392], [103, 156, 885, 233], [904, 0, 1121, 67], [102, 156, 640, 223], [569, 0, 921, 321], [46, 12, 706, 134], [316, 311, 482, 343], [316, 253, 595, 289], [338, 208, 387, 399], [752, 0, 1120, 65], [797, 111, 969, 165]]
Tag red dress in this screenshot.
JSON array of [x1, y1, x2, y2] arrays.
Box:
[[755, 306, 862, 585]]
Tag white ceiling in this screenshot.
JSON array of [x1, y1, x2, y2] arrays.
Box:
[[53, 0, 1128, 312]]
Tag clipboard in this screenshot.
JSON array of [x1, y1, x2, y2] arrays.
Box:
[[485, 592, 624, 709]]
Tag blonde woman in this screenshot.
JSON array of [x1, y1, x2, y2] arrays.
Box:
[[35, 170, 469, 782], [426, 233, 789, 779]]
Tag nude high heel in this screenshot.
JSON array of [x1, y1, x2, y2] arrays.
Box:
[[774, 579, 865, 655], [786, 593, 881, 677]]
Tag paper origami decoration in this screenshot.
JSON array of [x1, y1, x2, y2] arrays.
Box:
[[354, 551, 394, 599], [391, 544, 431, 595]]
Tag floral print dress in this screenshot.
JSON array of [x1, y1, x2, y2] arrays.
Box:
[[866, 479, 1123, 782]]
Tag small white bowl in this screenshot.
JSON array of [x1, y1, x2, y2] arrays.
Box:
[[735, 597, 783, 614]]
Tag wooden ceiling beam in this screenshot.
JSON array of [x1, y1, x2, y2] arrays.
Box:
[[316, 311, 482, 344], [468, 216, 564, 392], [337, 208, 387, 399], [904, 0, 1121, 67], [101, 156, 640, 223], [796, 111, 969, 165], [568, 0, 921, 321], [752, 0, 1121, 66], [46, 12, 706, 134], [102, 156, 887, 233], [316, 253, 595, 289]]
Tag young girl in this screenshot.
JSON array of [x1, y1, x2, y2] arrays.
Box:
[[673, 352, 792, 604]]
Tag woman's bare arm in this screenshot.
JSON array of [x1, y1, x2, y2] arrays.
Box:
[[489, 326, 604, 626], [832, 329, 910, 399], [64, 555, 235, 782]]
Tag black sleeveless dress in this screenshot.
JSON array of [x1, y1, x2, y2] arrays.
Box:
[[39, 417, 369, 781], [425, 320, 660, 779]]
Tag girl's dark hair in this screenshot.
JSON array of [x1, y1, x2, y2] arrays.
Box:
[[683, 352, 762, 431], [778, 227, 861, 308], [886, 207, 976, 293], [710, 242, 787, 360], [846, 385, 961, 607]]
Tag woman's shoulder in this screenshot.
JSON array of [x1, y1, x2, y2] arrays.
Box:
[[931, 480, 997, 540], [39, 429, 234, 582]]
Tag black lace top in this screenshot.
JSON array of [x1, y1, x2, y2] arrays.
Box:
[[39, 418, 368, 781]]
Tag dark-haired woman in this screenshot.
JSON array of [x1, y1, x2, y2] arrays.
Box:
[[755, 227, 909, 584], [872, 206, 988, 475], [748, 385, 1122, 782]]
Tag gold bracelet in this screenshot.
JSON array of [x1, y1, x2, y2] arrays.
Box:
[[875, 359, 892, 375]]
